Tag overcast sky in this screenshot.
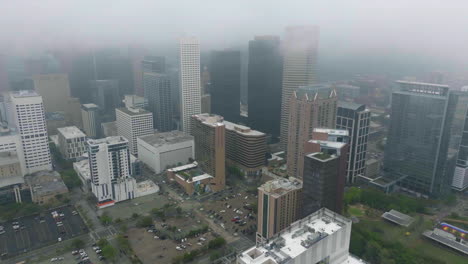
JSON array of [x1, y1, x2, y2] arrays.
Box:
[[1, 0, 467, 70]]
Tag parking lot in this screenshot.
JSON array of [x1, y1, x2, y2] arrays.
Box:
[[201, 190, 258, 240], [0, 206, 87, 260]]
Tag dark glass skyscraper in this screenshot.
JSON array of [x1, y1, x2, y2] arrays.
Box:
[[384, 81, 455, 197], [210, 50, 241, 122], [247, 36, 283, 139], [143, 72, 172, 132]]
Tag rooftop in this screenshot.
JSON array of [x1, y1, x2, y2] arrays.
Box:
[[381, 209, 415, 227], [396, 80, 449, 96], [259, 177, 302, 198], [313, 128, 349, 137], [338, 101, 367, 112], [295, 84, 336, 101], [308, 140, 348, 152], [25, 171, 68, 196], [10, 90, 40, 98], [57, 126, 86, 139], [192, 113, 224, 127], [224, 121, 265, 136], [87, 136, 128, 146], [82, 103, 99, 110], [239, 208, 356, 264], [116, 107, 151, 116], [139, 131, 193, 147]]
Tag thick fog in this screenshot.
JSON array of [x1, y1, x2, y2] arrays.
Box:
[[1, 0, 468, 76]]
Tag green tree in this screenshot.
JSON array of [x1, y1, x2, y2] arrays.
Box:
[[102, 244, 117, 261], [99, 212, 113, 225], [208, 237, 226, 249], [210, 251, 221, 261], [71, 238, 85, 249], [136, 216, 153, 227]]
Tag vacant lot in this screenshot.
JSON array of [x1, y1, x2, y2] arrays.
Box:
[[128, 226, 215, 264], [200, 190, 257, 240], [0, 206, 87, 260]]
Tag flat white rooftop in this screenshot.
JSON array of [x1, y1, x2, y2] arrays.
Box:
[[57, 126, 86, 139], [259, 177, 302, 197], [239, 208, 352, 264], [224, 121, 265, 137], [313, 128, 349, 137], [192, 113, 224, 127], [88, 136, 128, 146], [11, 90, 40, 98]]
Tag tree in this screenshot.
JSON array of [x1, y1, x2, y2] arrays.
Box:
[[210, 251, 221, 261], [136, 216, 153, 228], [102, 244, 117, 261], [132, 213, 140, 219], [71, 238, 85, 249], [100, 212, 113, 225], [208, 237, 226, 249], [117, 234, 131, 253]]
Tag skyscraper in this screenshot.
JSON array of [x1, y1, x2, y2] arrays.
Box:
[[336, 102, 370, 183], [384, 81, 454, 197], [7, 91, 52, 175], [143, 72, 172, 132], [81, 103, 100, 138], [256, 177, 302, 242], [87, 136, 136, 208], [191, 114, 225, 192], [303, 129, 349, 215], [286, 85, 337, 178], [32, 74, 71, 113], [247, 36, 283, 139], [116, 107, 153, 156], [179, 38, 201, 134], [279, 26, 320, 149], [142, 56, 165, 74], [90, 80, 121, 119], [210, 50, 241, 122]]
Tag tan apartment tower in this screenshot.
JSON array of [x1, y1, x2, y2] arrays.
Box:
[[286, 85, 337, 178], [191, 114, 225, 192], [279, 26, 320, 150], [256, 177, 303, 242]]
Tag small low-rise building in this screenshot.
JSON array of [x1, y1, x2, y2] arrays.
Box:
[[137, 131, 194, 174], [57, 126, 87, 159], [166, 162, 214, 195], [24, 171, 68, 205]]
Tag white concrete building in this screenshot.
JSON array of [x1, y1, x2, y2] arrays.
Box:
[[179, 37, 201, 134], [81, 103, 100, 138], [57, 126, 86, 159], [87, 136, 136, 208], [137, 131, 194, 173], [238, 208, 365, 264], [6, 91, 52, 175], [116, 107, 153, 156]]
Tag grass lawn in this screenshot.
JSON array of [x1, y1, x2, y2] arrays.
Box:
[[348, 206, 365, 217], [355, 217, 467, 264]]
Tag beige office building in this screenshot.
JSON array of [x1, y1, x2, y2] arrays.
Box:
[[257, 177, 302, 242], [224, 121, 266, 176], [286, 85, 337, 178], [191, 114, 225, 192], [279, 26, 320, 150]]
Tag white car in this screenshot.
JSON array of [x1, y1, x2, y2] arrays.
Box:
[[57, 237, 62, 242], [176, 246, 183, 251], [50, 257, 58, 262], [154, 235, 159, 239]]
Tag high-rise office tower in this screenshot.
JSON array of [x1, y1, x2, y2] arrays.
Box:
[[179, 38, 201, 134], [210, 50, 241, 122], [143, 72, 172, 132], [90, 80, 121, 119], [0, 54, 9, 94], [286, 85, 337, 178], [32, 74, 82, 127], [384, 81, 455, 197], [201, 94, 211, 114], [116, 107, 153, 156], [142, 56, 165, 74], [280, 26, 320, 149], [7, 91, 52, 175], [123, 95, 148, 109], [81, 103, 100, 138], [256, 177, 302, 242], [87, 136, 136, 207], [450, 91, 468, 191], [303, 129, 349, 215], [201, 66, 210, 95], [248, 36, 283, 139], [32, 74, 71, 113], [336, 102, 370, 183], [191, 114, 225, 192]]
